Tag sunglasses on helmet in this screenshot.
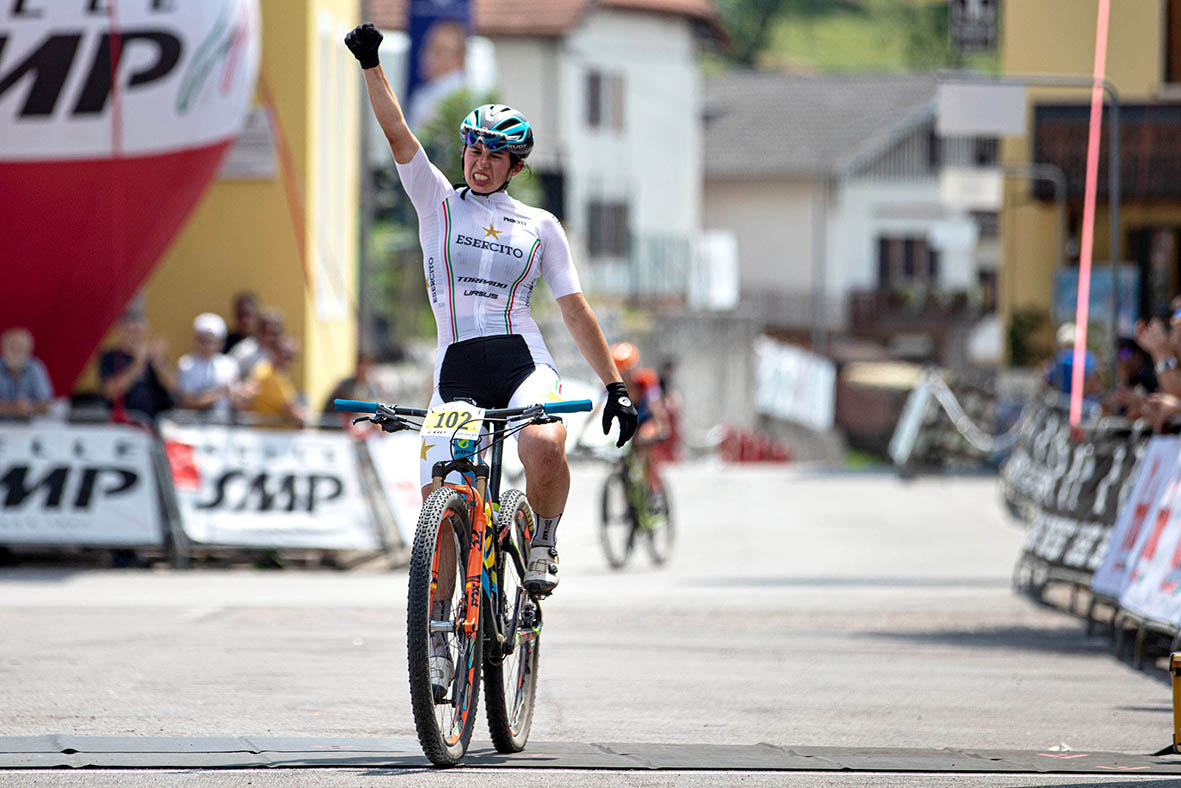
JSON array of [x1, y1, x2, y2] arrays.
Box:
[[461, 127, 511, 151]]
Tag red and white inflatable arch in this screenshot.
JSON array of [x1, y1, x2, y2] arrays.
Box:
[[0, 0, 261, 393]]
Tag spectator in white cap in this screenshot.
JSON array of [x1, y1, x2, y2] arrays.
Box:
[[177, 313, 252, 420], [1045, 321, 1100, 398]]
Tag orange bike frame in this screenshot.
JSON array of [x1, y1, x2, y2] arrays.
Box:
[[442, 482, 487, 639]]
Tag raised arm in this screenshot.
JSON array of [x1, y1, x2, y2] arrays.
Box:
[[345, 24, 420, 165]]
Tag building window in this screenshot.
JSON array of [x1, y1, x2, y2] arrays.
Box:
[[535, 170, 565, 222], [877, 236, 939, 288], [973, 137, 999, 166], [587, 201, 630, 257], [586, 70, 625, 131], [1168, 0, 1181, 84], [926, 126, 942, 172]]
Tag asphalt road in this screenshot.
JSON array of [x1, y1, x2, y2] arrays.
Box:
[[0, 462, 1176, 786]]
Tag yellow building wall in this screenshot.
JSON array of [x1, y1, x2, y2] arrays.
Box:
[[1000, 0, 1169, 357], [77, 0, 361, 416]]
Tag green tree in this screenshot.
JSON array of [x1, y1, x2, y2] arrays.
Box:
[[715, 0, 861, 67], [890, 0, 958, 70]]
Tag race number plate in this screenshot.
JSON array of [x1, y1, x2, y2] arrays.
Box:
[[422, 401, 485, 442]]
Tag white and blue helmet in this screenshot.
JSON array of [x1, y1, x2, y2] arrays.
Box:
[[459, 104, 534, 159]]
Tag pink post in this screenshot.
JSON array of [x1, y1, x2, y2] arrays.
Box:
[[1069, 0, 1111, 428]]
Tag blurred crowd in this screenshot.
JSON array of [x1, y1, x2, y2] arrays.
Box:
[[1045, 294, 1181, 432], [1, 291, 381, 430]]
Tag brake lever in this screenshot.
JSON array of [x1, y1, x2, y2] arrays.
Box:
[[352, 414, 407, 433]]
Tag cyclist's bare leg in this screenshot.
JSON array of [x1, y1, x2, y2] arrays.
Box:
[[518, 421, 568, 591], [421, 485, 457, 600], [517, 421, 570, 518]]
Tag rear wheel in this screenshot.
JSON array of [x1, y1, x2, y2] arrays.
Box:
[[407, 487, 481, 767], [484, 489, 542, 752], [599, 468, 635, 569]]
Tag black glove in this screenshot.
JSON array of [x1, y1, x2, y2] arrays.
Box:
[[603, 382, 638, 448], [344, 23, 383, 69]]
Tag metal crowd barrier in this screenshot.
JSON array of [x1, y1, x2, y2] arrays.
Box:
[[998, 396, 1181, 668]]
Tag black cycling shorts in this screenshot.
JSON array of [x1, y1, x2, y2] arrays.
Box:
[[438, 334, 537, 408]]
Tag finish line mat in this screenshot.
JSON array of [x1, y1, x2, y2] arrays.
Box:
[[1, 737, 1180, 773]]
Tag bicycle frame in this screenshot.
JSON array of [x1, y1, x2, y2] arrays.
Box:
[[333, 395, 589, 683], [427, 415, 521, 648]]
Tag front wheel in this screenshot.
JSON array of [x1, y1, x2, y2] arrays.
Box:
[[483, 489, 542, 752], [643, 472, 675, 566], [600, 468, 635, 569], [407, 487, 482, 767]]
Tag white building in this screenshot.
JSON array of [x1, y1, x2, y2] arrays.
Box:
[[703, 72, 1000, 343], [371, 0, 722, 301]]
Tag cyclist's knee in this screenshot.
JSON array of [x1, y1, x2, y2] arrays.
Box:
[[518, 424, 567, 471]]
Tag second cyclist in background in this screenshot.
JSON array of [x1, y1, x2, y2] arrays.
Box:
[[611, 342, 670, 501]]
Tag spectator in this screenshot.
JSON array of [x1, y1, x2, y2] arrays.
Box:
[[224, 291, 259, 354], [99, 311, 176, 424], [250, 335, 306, 427], [322, 351, 387, 434], [1045, 322, 1101, 398], [1136, 307, 1181, 399], [322, 351, 382, 414], [0, 327, 53, 419], [1105, 337, 1157, 419], [232, 306, 283, 380], [177, 313, 253, 420], [1133, 306, 1181, 431], [652, 357, 683, 463]]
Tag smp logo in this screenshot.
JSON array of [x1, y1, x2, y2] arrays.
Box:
[[0, 464, 139, 510], [0, 0, 254, 120], [0, 19, 182, 119], [194, 471, 344, 514]]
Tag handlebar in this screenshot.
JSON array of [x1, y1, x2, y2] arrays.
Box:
[[333, 398, 593, 419]]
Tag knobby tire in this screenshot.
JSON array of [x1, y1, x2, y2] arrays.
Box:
[[407, 487, 482, 766], [483, 489, 542, 752]]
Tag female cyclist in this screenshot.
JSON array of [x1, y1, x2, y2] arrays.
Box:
[[345, 23, 637, 600]]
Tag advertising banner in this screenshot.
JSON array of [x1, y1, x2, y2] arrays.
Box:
[[365, 432, 425, 547], [0, 423, 162, 546], [160, 422, 379, 550], [753, 337, 835, 432], [405, 0, 469, 131], [1091, 437, 1181, 598], [1117, 468, 1181, 624]]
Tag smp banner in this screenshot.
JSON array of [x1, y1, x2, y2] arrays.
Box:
[[0, 423, 163, 546], [159, 422, 380, 551], [365, 432, 424, 547], [0, 0, 261, 394], [1090, 437, 1181, 599]]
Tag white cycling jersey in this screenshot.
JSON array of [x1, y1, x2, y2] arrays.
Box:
[[395, 146, 581, 385]]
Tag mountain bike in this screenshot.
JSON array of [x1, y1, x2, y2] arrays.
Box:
[[334, 395, 591, 767], [597, 446, 675, 569]]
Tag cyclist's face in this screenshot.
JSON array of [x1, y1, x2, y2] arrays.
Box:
[[463, 143, 521, 191]]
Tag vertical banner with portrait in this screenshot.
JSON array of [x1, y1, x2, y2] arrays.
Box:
[[405, 0, 470, 132]]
